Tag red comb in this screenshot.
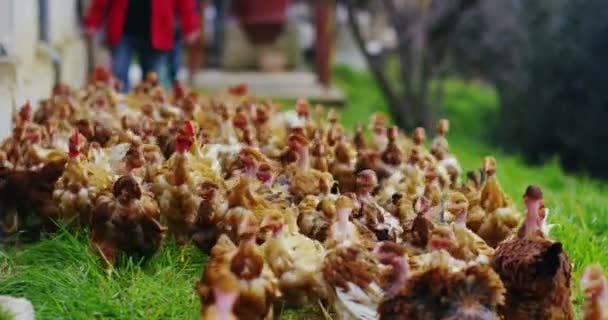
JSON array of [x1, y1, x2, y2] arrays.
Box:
[[93, 66, 112, 83], [52, 83, 69, 96], [172, 81, 186, 99], [184, 120, 194, 137], [18, 101, 32, 122], [229, 83, 248, 96], [69, 129, 81, 158], [176, 121, 194, 153]]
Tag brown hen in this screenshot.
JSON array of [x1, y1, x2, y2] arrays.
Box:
[[491, 185, 573, 320], [91, 175, 166, 266]]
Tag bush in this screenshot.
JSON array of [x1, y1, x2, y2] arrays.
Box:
[[453, 0, 608, 177]]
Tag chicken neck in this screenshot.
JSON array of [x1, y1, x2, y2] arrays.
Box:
[[213, 288, 238, 320], [173, 153, 188, 186], [454, 208, 467, 227], [296, 145, 309, 169], [522, 197, 541, 237], [385, 256, 409, 298], [337, 208, 353, 239]]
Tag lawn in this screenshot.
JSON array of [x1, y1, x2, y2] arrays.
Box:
[[1, 66, 607, 319]]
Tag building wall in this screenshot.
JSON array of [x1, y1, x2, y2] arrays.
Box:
[[0, 0, 87, 138]]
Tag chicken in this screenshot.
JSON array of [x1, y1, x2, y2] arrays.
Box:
[[581, 265, 608, 320], [310, 130, 330, 172], [297, 195, 334, 242], [353, 124, 367, 151], [155, 121, 208, 244], [480, 157, 512, 210], [379, 260, 505, 320], [491, 185, 573, 320], [320, 239, 410, 320], [330, 140, 358, 193], [53, 130, 92, 217], [90, 175, 166, 265], [324, 195, 377, 250], [405, 196, 435, 249], [407, 127, 429, 169], [321, 244, 386, 320], [260, 212, 325, 304], [0, 160, 66, 236], [431, 119, 461, 188], [373, 241, 412, 298], [354, 170, 403, 242], [477, 157, 520, 247], [377, 127, 404, 179], [198, 216, 280, 320], [446, 191, 494, 262], [369, 112, 389, 152], [199, 271, 239, 320], [477, 206, 520, 248], [191, 181, 227, 253], [196, 234, 239, 302], [460, 170, 486, 233], [326, 108, 344, 147], [284, 133, 334, 202]]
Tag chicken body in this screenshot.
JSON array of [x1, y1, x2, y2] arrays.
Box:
[[492, 232, 573, 320], [156, 152, 204, 244], [262, 225, 325, 304], [199, 235, 280, 320], [322, 244, 386, 320], [379, 262, 505, 320], [581, 265, 608, 320], [491, 185, 573, 320], [91, 176, 165, 265], [0, 160, 65, 235]]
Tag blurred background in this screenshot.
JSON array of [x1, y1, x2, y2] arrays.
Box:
[[0, 0, 607, 178]]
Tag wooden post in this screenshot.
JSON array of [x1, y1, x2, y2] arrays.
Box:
[[315, 0, 331, 87]]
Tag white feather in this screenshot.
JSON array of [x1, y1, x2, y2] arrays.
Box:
[[281, 110, 305, 128], [335, 281, 381, 320], [541, 208, 557, 235]]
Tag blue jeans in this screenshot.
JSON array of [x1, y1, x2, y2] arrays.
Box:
[[111, 35, 166, 92], [167, 28, 182, 83]]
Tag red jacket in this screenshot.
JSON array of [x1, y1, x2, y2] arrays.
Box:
[[85, 0, 201, 50]]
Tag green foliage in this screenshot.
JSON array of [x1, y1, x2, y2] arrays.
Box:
[[459, 0, 608, 177], [0, 67, 606, 318]]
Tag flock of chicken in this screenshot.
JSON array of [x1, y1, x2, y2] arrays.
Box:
[[0, 67, 606, 320]]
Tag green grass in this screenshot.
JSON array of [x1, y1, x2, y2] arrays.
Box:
[[1, 66, 607, 318], [0, 306, 14, 320], [1, 229, 205, 319]]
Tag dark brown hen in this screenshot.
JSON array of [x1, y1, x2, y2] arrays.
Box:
[[379, 263, 505, 320], [491, 185, 573, 320], [0, 160, 66, 236], [90, 175, 166, 266]]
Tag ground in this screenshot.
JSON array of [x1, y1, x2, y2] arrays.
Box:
[[1, 66, 607, 319]]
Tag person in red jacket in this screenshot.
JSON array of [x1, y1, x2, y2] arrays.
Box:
[[85, 0, 201, 91]]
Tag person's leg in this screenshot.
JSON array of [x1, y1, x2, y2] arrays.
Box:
[[110, 36, 133, 92], [134, 37, 167, 81], [168, 28, 183, 82]]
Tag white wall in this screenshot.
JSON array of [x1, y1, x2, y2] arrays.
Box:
[[0, 0, 87, 138]]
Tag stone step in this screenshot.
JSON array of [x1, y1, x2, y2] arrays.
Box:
[[192, 69, 345, 105]]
